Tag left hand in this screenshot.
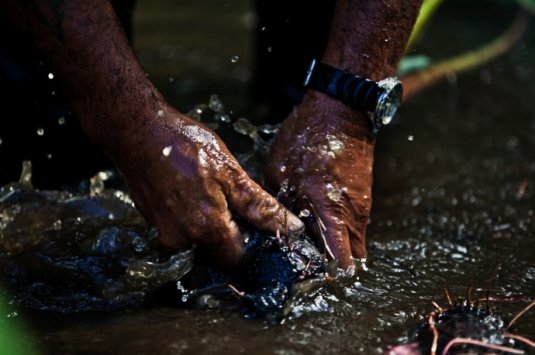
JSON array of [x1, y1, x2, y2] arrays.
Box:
[[265, 91, 376, 271]]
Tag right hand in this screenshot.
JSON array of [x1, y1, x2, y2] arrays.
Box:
[[112, 105, 304, 267]]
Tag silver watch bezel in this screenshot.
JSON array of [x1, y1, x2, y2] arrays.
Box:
[[370, 77, 403, 133]]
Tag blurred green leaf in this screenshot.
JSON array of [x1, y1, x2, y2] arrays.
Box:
[[406, 0, 445, 50], [0, 292, 38, 355]]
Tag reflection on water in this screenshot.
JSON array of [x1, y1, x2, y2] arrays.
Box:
[[1, 1, 535, 354]]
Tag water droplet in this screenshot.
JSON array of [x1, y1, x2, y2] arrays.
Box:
[[328, 138, 344, 153], [407, 135, 414, 141], [231, 55, 239, 63], [209, 94, 225, 113], [233, 117, 257, 137], [36, 128, 45, 136], [52, 219, 62, 230], [47, 72, 54, 79], [163, 146, 172, 156], [58, 117, 65, 125], [157, 110, 164, 117], [326, 184, 343, 202], [299, 209, 310, 218]]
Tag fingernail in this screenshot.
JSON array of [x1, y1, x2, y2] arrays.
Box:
[[287, 213, 305, 232]]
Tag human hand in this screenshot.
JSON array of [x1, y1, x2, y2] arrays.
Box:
[[265, 91, 375, 271], [111, 105, 303, 267]]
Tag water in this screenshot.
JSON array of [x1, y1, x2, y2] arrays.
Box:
[[1, 1, 535, 354]]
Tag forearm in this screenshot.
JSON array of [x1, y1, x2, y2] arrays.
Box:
[[0, 0, 162, 153], [307, 0, 422, 135], [324, 0, 422, 79]]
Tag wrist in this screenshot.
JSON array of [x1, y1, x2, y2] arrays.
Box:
[[75, 84, 169, 160], [299, 90, 377, 143]]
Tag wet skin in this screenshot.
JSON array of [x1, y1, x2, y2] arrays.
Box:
[[0, 0, 303, 267], [0, 0, 421, 269], [266, 0, 422, 270]]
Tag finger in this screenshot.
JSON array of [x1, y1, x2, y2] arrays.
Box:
[[131, 182, 192, 251], [309, 201, 354, 271], [347, 214, 368, 260], [204, 207, 244, 268], [228, 172, 304, 234], [296, 180, 355, 272]]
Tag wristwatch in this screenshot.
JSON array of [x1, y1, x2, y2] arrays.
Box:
[[303, 59, 403, 133]]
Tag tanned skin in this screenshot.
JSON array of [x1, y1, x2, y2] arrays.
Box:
[[0, 0, 421, 271], [266, 0, 422, 270]]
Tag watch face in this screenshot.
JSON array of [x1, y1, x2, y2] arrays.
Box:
[[376, 78, 403, 126]]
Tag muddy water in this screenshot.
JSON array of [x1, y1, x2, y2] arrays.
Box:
[[1, 1, 535, 354]]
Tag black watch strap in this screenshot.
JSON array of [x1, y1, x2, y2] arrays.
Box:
[[304, 59, 384, 115]]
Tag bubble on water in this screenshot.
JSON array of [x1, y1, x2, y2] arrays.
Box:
[[58, 117, 65, 125], [299, 209, 310, 218], [47, 73, 54, 79], [231, 55, 239, 63], [36, 128, 45, 136], [157, 110, 164, 117], [407, 135, 414, 141], [162, 146, 172, 156]]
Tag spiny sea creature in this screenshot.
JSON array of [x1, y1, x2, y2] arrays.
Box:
[[388, 289, 535, 355]]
